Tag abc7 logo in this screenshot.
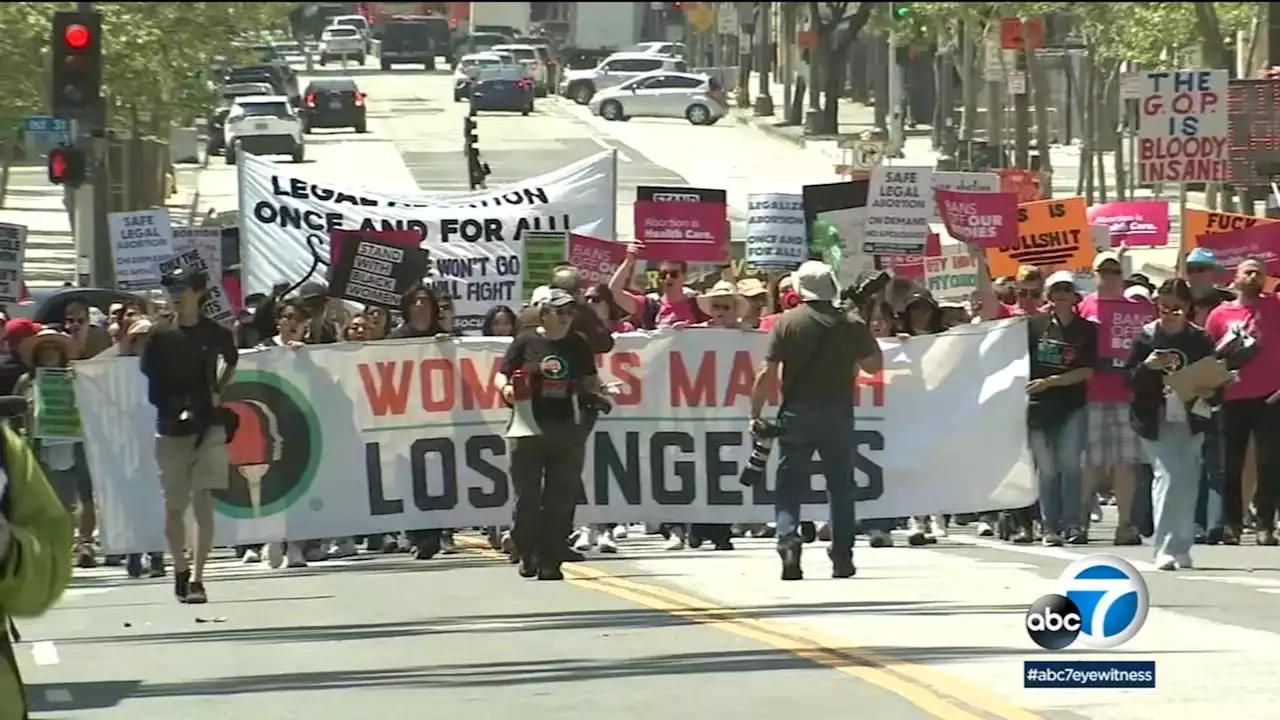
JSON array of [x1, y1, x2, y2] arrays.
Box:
[[1025, 555, 1149, 651]]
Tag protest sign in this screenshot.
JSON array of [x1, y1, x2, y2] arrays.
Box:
[[1138, 69, 1229, 183], [873, 232, 943, 281], [328, 233, 430, 309], [1086, 200, 1170, 247], [172, 226, 225, 280], [1197, 223, 1280, 277], [158, 248, 234, 322], [1182, 208, 1279, 249], [802, 180, 871, 284], [934, 188, 1018, 249], [925, 252, 979, 302], [744, 193, 806, 269], [930, 172, 1000, 223], [999, 168, 1043, 203], [634, 186, 728, 263], [1226, 79, 1280, 187], [864, 165, 933, 255], [568, 233, 625, 286], [1097, 300, 1158, 369], [987, 197, 1094, 278], [521, 230, 568, 299], [76, 319, 1036, 553], [109, 209, 175, 291], [0, 223, 27, 302], [238, 151, 616, 326], [33, 368, 81, 441], [1090, 224, 1112, 252]]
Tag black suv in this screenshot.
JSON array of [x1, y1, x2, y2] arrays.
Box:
[[226, 63, 300, 106], [380, 16, 448, 70], [301, 78, 368, 134]]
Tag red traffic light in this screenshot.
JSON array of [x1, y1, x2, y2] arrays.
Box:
[[64, 23, 91, 50], [50, 151, 68, 179]]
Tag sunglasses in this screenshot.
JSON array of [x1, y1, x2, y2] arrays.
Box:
[[710, 302, 735, 312], [1158, 304, 1187, 316], [1016, 288, 1043, 299], [659, 270, 681, 279], [1096, 266, 1122, 276]]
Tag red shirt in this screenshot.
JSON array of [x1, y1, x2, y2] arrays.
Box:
[[1204, 294, 1280, 401]]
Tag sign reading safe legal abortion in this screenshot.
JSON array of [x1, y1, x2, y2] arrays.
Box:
[[864, 166, 933, 255], [1138, 69, 1229, 183], [329, 234, 430, 309], [634, 186, 728, 263]]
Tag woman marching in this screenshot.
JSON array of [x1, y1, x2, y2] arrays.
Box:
[[495, 288, 604, 581]]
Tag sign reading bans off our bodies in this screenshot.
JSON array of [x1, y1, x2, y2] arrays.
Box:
[[238, 151, 618, 331], [75, 321, 1037, 553]]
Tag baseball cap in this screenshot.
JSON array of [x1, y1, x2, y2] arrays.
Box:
[[794, 260, 839, 302], [1093, 251, 1122, 270], [1045, 270, 1079, 293], [3, 318, 40, 345], [529, 285, 552, 307], [1123, 284, 1153, 301], [540, 288, 576, 308], [1186, 247, 1220, 267]]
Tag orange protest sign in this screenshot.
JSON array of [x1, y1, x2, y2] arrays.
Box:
[[986, 197, 1094, 278], [1181, 208, 1279, 249]]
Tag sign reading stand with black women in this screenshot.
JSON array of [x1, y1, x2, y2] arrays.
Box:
[[328, 230, 430, 309]]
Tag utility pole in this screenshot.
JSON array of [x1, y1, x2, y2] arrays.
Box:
[[887, 2, 904, 153], [1012, 18, 1031, 168]]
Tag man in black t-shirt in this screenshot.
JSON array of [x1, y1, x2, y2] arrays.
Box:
[[141, 267, 238, 604], [496, 289, 600, 580]]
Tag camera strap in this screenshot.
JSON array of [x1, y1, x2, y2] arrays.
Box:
[[775, 317, 841, 422]]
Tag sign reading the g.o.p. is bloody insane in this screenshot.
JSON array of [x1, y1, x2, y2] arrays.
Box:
[[1138, 69, 1229, 184]]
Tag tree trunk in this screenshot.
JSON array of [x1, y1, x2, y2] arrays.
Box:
[[1094, 58, 1109, 203], [873, 35, 889, 130], [959, 18, 979, 143], [820, 44, 848, 134], [1080, 52, 1094, 201], [1026, 29, 1054, 196]]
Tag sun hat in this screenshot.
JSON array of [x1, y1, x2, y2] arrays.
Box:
[[736, 278, 768, 298], [19, 328, 76, 367], [697, 280, 748, 317], [793, 260, 839, 302]]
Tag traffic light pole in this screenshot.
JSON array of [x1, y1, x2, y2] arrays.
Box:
[[71, 1, 109, 288], [887, 3, 904, 153]]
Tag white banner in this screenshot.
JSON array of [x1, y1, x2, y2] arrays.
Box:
[[75, 319, 1035, 553], [239, 151, 618, 329]]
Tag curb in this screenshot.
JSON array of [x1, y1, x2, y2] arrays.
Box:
[[731, 111, 808, 149]]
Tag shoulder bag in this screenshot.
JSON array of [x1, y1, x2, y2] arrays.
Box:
[[754, 314, 843, 440]]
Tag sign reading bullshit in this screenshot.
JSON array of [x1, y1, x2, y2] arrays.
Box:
[[329, 230, 429, 309]]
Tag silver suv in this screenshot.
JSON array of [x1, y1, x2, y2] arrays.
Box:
[[559, 52, 687, 105]]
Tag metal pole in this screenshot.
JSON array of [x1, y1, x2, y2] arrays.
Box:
[[75, 0, 97, 287], [887, 3, 904, 152]]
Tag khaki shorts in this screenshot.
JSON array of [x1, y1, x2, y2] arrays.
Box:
[[155, 428, 230, 511]]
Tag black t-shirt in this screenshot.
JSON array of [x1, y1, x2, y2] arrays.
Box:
[[1026, 312, 1097, 429], [388, 323, 446, 340], [141, 317, 238, 436], [500, 329, 597, 428]]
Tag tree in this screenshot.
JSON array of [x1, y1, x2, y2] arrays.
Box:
[[808, 1, 877, 134]]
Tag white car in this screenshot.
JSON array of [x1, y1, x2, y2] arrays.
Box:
[[629, 41, 686, 57], [453, 52, 514, 102], [560, 52, 688, 105], [329, 14, 371, 50], [589, 71, 727, 125], [320, 26, 366, 65], [224, 95, 305, 165], [491, 43, 550, 97]]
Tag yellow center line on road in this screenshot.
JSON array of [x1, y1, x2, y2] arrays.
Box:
[[455, 538, 1041, 720]]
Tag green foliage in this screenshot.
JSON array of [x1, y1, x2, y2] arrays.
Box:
[[0, 2, 295, 137]]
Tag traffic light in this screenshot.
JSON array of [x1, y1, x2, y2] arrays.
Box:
[[892, 3, 912, 20], [51, 11, 103, 121], [47, 145, 86, 186], [463, 116, 477, 151]]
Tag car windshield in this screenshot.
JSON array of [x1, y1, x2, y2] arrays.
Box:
[[461, 57, 503, 71], [326, 27, 359, 38], [237, 102, 291, 119], [499, 47, 537, 61], [336, 18, 366, 30], [477, 66, 524, 83]]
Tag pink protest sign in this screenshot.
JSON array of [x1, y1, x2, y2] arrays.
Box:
[[1197, 222, 1280, 277], [568, 233, 626, 286], [873, 232, 941, 281], [1086, 200, 1170, 247], [1097, 299, 1158, 368], [934, 188, 1019, 248], [633, 186, 729, 263]]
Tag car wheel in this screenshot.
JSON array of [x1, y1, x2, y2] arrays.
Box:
[[522, 107, 531, 116], [319, 55, 328, 66], [686, 104, 711, 125], [355, 122, 367, 134], [381, 60, 391, 71], [572, 83, 594, 105], [600, 100, 623, 121], [292, 145, 305, 163], [225, 143, 237, 165]]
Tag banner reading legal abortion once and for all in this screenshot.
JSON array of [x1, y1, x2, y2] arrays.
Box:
[[75, 319, 1035, 553]]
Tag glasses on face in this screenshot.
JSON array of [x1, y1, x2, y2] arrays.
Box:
[[1096, 266, 1122, 277], [659, 269, 681, 280], [65, 316, 85, 326], [1158, 303, 1187, 316], [710, 302, 734, 313]]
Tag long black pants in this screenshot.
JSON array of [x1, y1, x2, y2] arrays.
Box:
[[1221, 397, 1280, 529], [558, 410, 597, 542], [510, 424, 586, 563]]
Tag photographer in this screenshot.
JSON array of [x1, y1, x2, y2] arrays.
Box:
[[749, 261, 882, 581], [140, 267, 238, 605]]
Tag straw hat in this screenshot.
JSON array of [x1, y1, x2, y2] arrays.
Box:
[[736, 278, 768, 298], [20, 328, 76, 367], [697, 280, 749, 318]]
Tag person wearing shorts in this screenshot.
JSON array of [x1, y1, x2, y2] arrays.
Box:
[[141, 267, 238, 604]]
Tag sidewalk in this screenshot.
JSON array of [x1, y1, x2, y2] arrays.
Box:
[[0, 158, 206, 289]]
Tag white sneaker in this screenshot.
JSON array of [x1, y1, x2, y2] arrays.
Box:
[[597, 532, 618, 554], [928, 514, 949, 539], [1155, 554, 1177, 571], [500, 531, 514, 554], [1174, 553, 1194, 569], [906, 517, 928, 546], [439, 531, 458, 554], [612, 524, 629, 540], [266, 542, 285, 569], [573, 526, 594, 552], [286, 544, 309, 568], [241, 548, 261, 563], [329, 538, 358, 559], [664, 526, 686, 551], [975, 521, 995, 537]]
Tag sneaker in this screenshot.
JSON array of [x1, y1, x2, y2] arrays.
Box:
[[778, 543, 803, 581], [612, 525, 629, 540], [537, 563, 565, 581], [572, 527, 595, 553], [439, 531, 458, 554], [829, 548, 856, 579], [186, 581, 208, 604], [596, 532, 618, 554], [148, 553, 166, 578], [486, 527, 503, 550], [1042, 532, 1065, 547], [975, 521, 995, 537], [412, 536, 440, 560], [1113, 526, 1143, 546], [328, 538, 358, 558], [868, 530, 894, 548], [500, 531, 515, 555], [241, 547, 261, 563], [928, 514, 949, 540], [906, 517, 928, 546], [266, 542, 285, 569], [712, 538, 734, 551], [1155, 554, 1177, 571], [517, 555, 538, 578], [285, 544, 309, 568], [663, 526, 686, 551], [174, 569, 191, 602], [125, 554, 143, 579], [1174, 553, 1194, 569], [303, 543, 329, 562], [1066, 529, 1089, 545], [75, 544, 97, 569]]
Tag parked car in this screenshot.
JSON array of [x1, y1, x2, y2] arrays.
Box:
[[224, 95, 305, 165], [225, 63, 300, 106], [453, 52, 513, 102], [589, 71, 727, 125], [470, 66, 534, 116], [209, 82, 275, 154], [490, 43, 550, 97], [319, 25, 366, 65], [559, 52, 687, 105], [461, 32, 513, 56], [301, 77, 367, 133], [629, 41, 686, 57]]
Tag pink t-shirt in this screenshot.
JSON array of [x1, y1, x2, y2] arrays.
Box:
[[1077, 291, 1133, 404], [1205, 294, 1280, 401], [759, 313, 783, 332], [624, 291, 699, 329], [610, 319, 635, 333]]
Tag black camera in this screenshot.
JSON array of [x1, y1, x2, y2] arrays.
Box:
[[846, 269, 891, 310], [739, 420, 784, 487]]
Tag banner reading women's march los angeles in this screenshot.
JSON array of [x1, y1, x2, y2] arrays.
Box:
[[238, 151, 617, 329], [75, 320, 1035, 554]]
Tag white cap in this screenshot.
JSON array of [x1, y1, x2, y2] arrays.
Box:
[[1093, 251, 1122, 270], [1123, 285, 1152, 301], [529, 285, 552, 307], [1045, 270, 1079, 293], [794, 260, 839, 302]]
